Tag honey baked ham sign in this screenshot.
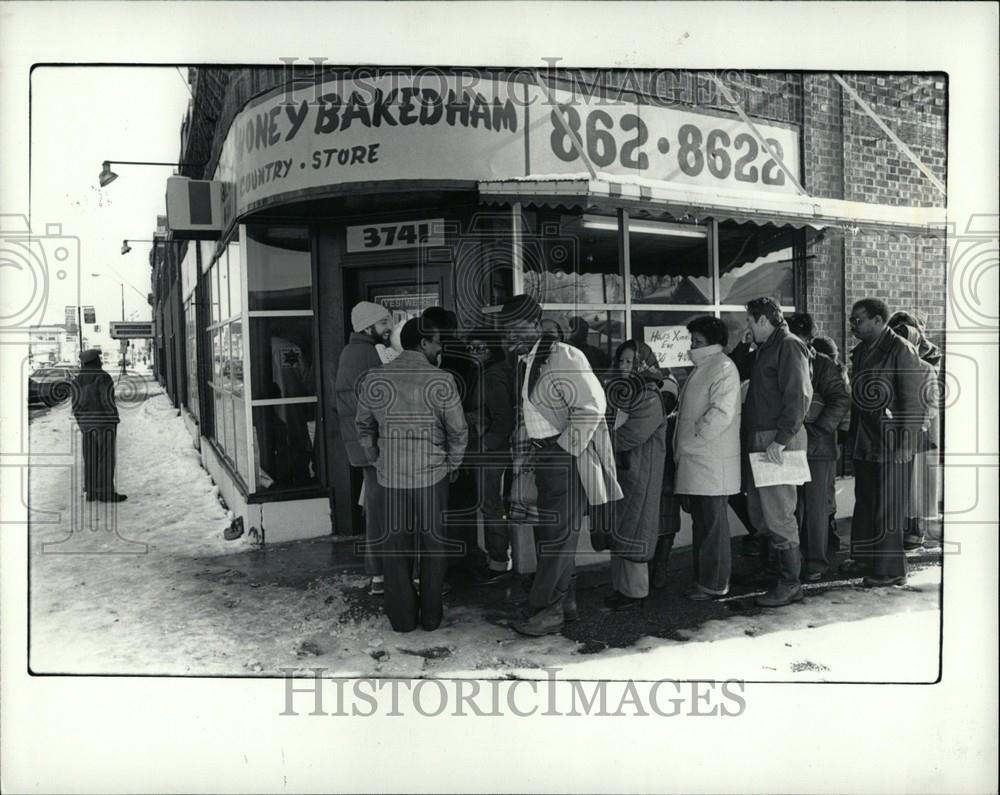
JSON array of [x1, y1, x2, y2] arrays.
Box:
[[215, 75, 526, 215], [214, 73, 800, 218]]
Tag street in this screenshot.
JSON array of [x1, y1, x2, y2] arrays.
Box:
[[28, 374, 942, 681]]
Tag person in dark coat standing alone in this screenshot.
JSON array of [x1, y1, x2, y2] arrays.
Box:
[[72, 349, 126, 502]]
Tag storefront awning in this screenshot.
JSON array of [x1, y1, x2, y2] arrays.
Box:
[[478, 173, 948, 237]]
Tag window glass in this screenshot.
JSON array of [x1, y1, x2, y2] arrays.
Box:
[[228, 241, 243, 317], [246, 226, 312, 311], [211, 328, 224, 384], [185, 300, 199, 420], [629, 219, 711, 304], [213, 390, 224, 450], [253, 403, 318, 490], [221, 389, 234, 460], [218, 252, 231, 321], [717, 222, 796, 306], [230, 320, 244, 396], [219, 324, 231, 392], [249, 316, 316, 400], [233, 395, 248, 482], [208, 264, 220, 325], [541, 309, 624, 381], [524, 210, 622, 305], [200, 240, 217, 275]]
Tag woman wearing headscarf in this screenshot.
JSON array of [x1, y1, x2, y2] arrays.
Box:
[[674, 316, 742, 600], [593, 340, 667, 610], [887, 311, 943, 549]]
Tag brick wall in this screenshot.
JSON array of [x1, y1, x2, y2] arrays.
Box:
[[841, 74, 948, 342], [797, 72, 948, 351]]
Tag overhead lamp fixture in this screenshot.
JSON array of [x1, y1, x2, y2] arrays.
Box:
[[99, 161, 118, 187], [98, 158, 208, 187], [581, 214, 708, 239], [120, 240, 132, 255]]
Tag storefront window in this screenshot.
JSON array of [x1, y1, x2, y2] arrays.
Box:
[[184, 298, 199, 421], [631, 309, 706, 373], [720, 311, 753, 354], [228, 242, 243, 316], [252, 404, 318, 490], [249, 316, 315, 401], [230, 320, 244, 395], [523, 210, 623, 305], [629, 219, 711, 304], [246, 226, 312, 311], [717, 222, 796, 307], [203, 230, 249, 489], [245, 223, 319, 494]]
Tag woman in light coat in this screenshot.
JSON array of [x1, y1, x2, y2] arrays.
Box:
[[675, 316, 742, 600]]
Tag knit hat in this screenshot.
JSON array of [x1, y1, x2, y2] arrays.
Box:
[[79, 348, 102, 365], [351, 301, 391, 333]]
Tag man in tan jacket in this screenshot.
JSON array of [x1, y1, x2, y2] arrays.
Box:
[[497, 295, 622, 636]]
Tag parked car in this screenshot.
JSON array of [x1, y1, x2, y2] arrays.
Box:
[[28, 366, 77, 406]]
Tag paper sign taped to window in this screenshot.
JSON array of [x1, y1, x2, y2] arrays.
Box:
[[644, 326, 692, 368]]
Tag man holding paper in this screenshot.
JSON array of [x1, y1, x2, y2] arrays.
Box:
[[731, 297, 813, 607]]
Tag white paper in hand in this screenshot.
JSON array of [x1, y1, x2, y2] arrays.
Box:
[[749, 449, 812, 487]]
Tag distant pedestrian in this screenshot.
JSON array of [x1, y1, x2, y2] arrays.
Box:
[[787, 314, 851, 581], [355, 315, 468, 632], [730, 298, 813, 607], [592, 340, 667, 610], [463, 329, 517, 583], [335, 300, 393, 596], [674, 317, 742, 600], [841, 299, 927, 586], [72, 348, 126, 502], [498, 294, 622, 636]]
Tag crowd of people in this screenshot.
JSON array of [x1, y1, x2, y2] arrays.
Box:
[[339, 293, 942, 636]]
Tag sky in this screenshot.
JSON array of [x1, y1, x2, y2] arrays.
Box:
[[30, 66, 192, 351]]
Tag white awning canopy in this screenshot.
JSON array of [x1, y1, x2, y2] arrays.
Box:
[[478, 173, 947, 237]]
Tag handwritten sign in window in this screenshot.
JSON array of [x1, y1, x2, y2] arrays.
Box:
[[644, 325, 692, 368]]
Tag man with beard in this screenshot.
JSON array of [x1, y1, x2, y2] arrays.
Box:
[[336, 301, 393, 596]]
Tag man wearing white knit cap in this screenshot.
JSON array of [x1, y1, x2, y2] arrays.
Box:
[[336, 301, 393, 595]]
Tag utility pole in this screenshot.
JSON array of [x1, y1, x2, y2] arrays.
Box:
[[76, 305, 83, 359]]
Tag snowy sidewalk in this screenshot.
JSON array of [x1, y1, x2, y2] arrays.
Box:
[[29, 381, 942, 681]]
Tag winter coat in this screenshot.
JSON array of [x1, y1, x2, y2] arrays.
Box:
[[355, 350, 468, 489], [524, 341, 623, 506], [71, 364, 119, 429], [465, 358, 516, 454], [730, 326, 812, 454], [674, 346, 742, 496], [603, 382, 667, 561], [335, 333, 382, 467], [805, 351, 852, 460], [847, 326, 927, 463]]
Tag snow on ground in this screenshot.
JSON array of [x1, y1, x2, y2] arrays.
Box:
[[29, 379, 941, 682]]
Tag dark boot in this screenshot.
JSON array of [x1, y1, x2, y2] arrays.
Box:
[[563, 577, 578, 622], [756, 547, 804, 607], [649, 534, 675, 589], [513, 600, 565, 636], [734, 535, 778, 586], [827, 514, 841, 552]]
